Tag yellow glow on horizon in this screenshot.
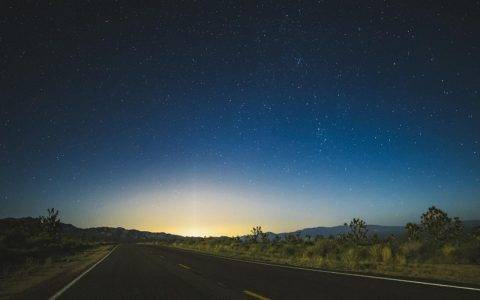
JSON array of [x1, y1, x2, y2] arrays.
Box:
[[73, 180, 338, 237]]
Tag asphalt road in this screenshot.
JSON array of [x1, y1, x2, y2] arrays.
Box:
[[56, 244, 479, 299]]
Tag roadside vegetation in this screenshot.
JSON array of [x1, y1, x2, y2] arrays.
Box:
[[0, 208, 113, 298], [165, 206, 480, 285]]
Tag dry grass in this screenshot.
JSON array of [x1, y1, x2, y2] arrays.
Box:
[[168, 243, 480, 286], [0, 245, 113, 299]]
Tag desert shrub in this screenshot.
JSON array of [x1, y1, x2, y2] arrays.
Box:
[[369, 244, 383, 262], [21, 257, 39, 275], [282, 244, 297, 256], [41, 256, 53, 268], [400, 241, 423, 260], [381, 246, 392, 263], [60, 237, 85, 252], [2, 229, 28, 249], [342, 248, 359, 269], [395, 254, 407, 266], [303, 246, 316, 259], [459, 241, 480, 263], [246, 243, 264, 257], [441, 244, 458, 263], [312, 238, 338, 256], [324, 253, 337, 268], [310, 255, 324, 268], [265, 244, 279, 257], [356, 246, 369, 261]]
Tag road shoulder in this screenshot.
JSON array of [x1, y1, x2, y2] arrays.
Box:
[[1, 244, 115, 299]]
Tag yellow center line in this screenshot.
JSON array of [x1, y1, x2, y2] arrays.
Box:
[[178, 263, 191, 270], [243, 290, 271, 300]]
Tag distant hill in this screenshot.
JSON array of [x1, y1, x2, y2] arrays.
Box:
[[274, 220, 480, 239], [61, 224, 180, 242], [1, 217, 479, 240], [275, 225, 404, 239], [0, 217, 180, 243]]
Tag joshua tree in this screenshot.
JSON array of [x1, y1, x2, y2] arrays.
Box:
[[420, 206, 463, 241], [344, 218, 368, 243], [405, 222, 421, 241], [39, 208, 61, 239], [421, 206, 450, 241], [250, 226, 263, 243]]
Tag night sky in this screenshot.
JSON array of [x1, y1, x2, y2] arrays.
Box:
[[1, 2, 479, 236]]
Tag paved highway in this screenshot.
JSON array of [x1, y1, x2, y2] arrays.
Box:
[[54, 244, 479, 299]]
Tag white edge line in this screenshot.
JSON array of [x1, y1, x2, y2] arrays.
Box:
[[49, 244, 119, 300], [168, 246, 480, 292]]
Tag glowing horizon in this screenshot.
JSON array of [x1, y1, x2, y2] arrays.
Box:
[[48, 173, 479, 237]]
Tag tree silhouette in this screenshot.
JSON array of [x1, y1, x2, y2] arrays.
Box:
[[405, 222, 421, 241], [420, 206, 463, 241], [344, 218, 368, 243], [39, 208, 61, 239], [250, 226, 263, 243]]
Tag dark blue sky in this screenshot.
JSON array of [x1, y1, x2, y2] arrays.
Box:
[[1, 2, 479, 235]]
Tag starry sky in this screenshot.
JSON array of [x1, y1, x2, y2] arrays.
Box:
[[1, 1, 479, 236]]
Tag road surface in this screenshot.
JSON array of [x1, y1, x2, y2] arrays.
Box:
[[55, 244, 479, 299]]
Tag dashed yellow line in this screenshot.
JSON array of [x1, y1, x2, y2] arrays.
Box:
[[243, 290, 271, 300], [178, 263, 191, 270]]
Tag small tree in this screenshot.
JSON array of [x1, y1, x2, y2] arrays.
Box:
[[344, 218, 368, 243], [405, 222, 421, 241], [39, 208, 61, 239]]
